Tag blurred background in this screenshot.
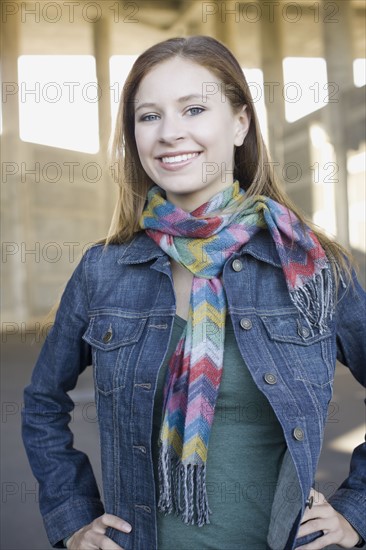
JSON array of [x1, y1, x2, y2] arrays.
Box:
[[1, 0, 365, 548]]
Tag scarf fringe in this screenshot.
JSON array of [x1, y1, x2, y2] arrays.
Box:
[[158, 445, 211, 527], [290, 263, 339, 335]]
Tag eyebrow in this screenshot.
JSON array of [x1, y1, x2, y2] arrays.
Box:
[[134, 94, 207, 113]]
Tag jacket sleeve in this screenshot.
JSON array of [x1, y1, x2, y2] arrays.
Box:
[[21, 249, 104, 547], [328, 268, 366, 544]]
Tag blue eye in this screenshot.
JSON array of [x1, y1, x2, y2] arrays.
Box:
[[187, 107, 204, 116], [140, 113, 159, 122], [138, 107, 204, 122]]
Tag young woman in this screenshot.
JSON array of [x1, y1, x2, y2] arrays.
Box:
[[22, 35, 365, 550]]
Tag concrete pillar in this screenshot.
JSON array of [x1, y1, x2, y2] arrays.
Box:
[[212, 1, 239, 53], [93, 16, 112, 151], [92, 15, 116, 230], [259, 0, 286, 168], [321, 0, 354, 247], [1, 9, 28, 322]]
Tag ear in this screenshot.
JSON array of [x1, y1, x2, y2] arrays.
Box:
[[234, 105, 251, 147]]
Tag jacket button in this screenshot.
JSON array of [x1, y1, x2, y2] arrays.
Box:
[[298, 326, 310, 338], [102, 330, 113, 343], [264, 373, 277, 385], [240, 318, 252, 330], [232, 259, 243, 272], [293, 427, 305, 441]]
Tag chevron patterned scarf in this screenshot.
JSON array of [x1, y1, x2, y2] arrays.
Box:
[[139, 180, 331, 526]]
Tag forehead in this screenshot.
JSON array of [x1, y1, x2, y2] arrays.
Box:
[[135, 58, 222, 103]]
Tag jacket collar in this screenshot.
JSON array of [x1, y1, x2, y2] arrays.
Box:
[[117, 229, 282, 268], [117, 231, 166, 265], [240, 230, 282, 268]]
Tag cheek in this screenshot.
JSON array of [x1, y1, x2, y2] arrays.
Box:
[[134, 128, 145, 154], [193, 115, 228, 145], [197, 130, 224, 155], [135, 136, 157, 180], [191, 128, 214, 150], [134, 132, 152, 168]]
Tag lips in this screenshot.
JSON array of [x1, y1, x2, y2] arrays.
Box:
[[156, 151, 202, 164], [156, 151, 202, 171]]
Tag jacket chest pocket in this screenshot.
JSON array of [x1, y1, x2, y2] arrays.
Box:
[[261, 313, 334, 387], [82, 314, 147, 395]]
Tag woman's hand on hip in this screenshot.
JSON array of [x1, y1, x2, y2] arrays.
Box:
[[66, 513, 132, 549], [295, 488, 361, 549]]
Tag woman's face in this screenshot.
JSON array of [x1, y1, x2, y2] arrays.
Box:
[[134, 57, 249, 211]]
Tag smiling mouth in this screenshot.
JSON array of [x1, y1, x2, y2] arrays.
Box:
[[159, 152, 202, 164]]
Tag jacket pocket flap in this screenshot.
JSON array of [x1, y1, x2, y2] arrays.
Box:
[[82, 314, 146, 351], [260, 313, 331, 346]]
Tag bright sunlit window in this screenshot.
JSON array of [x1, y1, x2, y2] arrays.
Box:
[[18, 55, 99, 153], [283, 57, 328, 123], [347, 147, 366, 252], [309, 124, 337, 237], [353, 58, 366, 87]]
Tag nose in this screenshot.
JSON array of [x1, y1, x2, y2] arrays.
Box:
[[158, 114, 185, 143]]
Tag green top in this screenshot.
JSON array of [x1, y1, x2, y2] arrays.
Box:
[[151, 314, 287, 550]]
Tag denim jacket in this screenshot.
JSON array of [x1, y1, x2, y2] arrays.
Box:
[[22, 229, 366, 549]]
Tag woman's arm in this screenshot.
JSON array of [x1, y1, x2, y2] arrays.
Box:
[[21, 249, 105, 547], [327, 268, 366, 544], [296, 268, 366, 549]]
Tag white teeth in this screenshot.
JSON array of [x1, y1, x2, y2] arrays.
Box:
[[161, 152, 200, 164]]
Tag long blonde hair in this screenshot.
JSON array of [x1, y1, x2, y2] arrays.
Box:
[[42, 35, 352, 332]]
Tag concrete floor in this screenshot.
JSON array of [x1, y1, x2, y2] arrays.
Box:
[[1, 333, 365, 550]]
